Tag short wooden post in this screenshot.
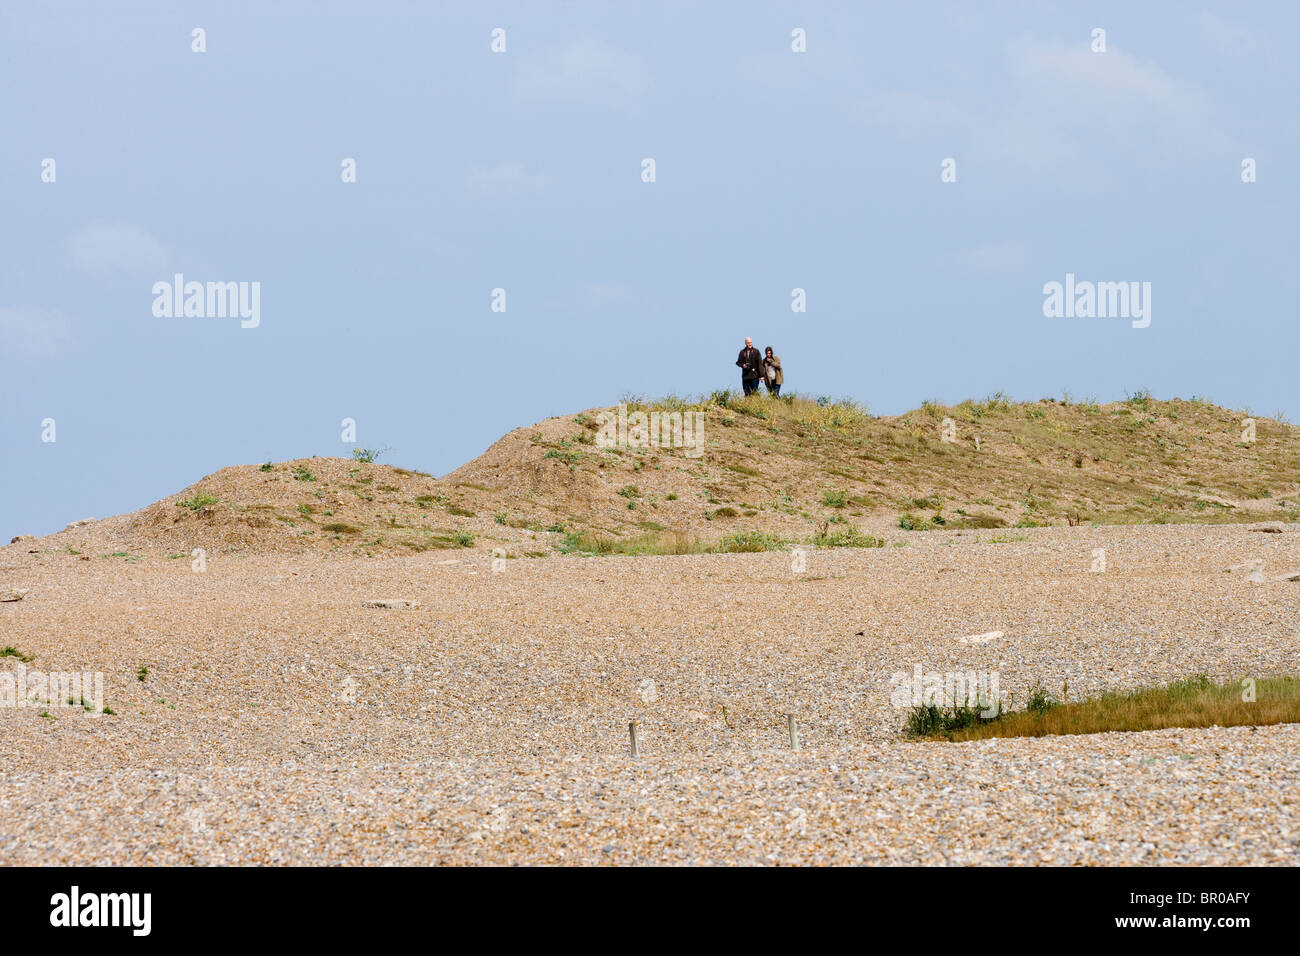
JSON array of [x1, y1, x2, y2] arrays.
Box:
[[787, 714, 800, 750], [629, 720, 641, 758]]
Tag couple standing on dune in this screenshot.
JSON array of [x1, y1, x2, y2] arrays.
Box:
[[735, 337, 783, 397]]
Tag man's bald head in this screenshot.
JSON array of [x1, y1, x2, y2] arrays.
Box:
[[745, 337, 753, 348]]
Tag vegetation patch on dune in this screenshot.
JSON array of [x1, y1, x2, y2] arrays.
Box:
[[557, 529, 703, 556], [178, 493, 219, 512], [557, 527, 792, 556], [811, 527, 885, 548], [587, 390, 1300, 541]]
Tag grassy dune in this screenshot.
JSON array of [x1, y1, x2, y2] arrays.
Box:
[[92, 390, 1300, 557]]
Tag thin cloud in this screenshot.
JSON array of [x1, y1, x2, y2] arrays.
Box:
[[1011, 40, 1209, 124], [861, 36, 1221, 174], [468, 162, 547, 191], [1196, 11, 1258, 58], [954, 241, 1032, 277], [0, 305, 74, 358], [67, 220, 172, 281], [575, 281, 633, 313], [515, 36, 649, 103], [737, 46, 861, 92], [861, 90, 973, 136]]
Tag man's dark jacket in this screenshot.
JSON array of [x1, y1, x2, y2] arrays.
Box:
[[736, 346, 762, 380]]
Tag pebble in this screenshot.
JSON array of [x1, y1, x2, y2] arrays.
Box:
[[0, 522, 1296, 864]]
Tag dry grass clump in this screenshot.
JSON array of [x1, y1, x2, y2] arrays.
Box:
[[711, 390, 871, 431], [711, 531, 786, 552], [810, 527, 885, 548], [558, 528, 704, 556], [556, 524, 891, 555], [908, 675, 1300, 742], [627, 390, 870, 432], [556, 528, 788, 556]]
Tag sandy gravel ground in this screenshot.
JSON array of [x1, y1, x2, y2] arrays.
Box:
[[1, 523, 1297, 865]]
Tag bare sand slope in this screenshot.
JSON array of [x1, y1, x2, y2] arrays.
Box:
[[1, 523, 1297, 864]]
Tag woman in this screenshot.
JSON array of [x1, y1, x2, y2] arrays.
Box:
[[762, 347, 783, 397]]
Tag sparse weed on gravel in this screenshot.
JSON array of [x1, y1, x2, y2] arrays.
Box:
[[557, 526, 791, 557], [1025, 682, 1056, 715], [811, 527, 885, 548], [178, 493, 219, 512], [710, 531, 785, 553], [101, 552, 141, 563], [543, 448, 582, 465], [352, 447, 390, 464], [904, 702, 994, 738]]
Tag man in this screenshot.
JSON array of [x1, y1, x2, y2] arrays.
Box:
[[736, 337, 762, 396]]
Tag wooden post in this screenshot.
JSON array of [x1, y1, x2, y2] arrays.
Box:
[[787, 714, 799, 751], [629, 720, 641, 758]]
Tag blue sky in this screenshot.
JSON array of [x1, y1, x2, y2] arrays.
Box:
[[2, 1, 1296, 537]]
